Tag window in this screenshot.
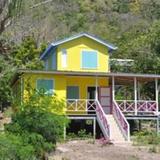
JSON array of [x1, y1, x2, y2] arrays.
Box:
[[61, 49, 67, 68], [37, 79, 54, 95], [81, 50, 98, 69], [67, 86, 79, 99]]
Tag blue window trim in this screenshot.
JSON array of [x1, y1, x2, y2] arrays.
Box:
[[81, 50, 98, 69], [36, 79, 54, 95]]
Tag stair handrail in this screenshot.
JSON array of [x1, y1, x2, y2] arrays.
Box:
[[113, 100, 130, 141], [96, 100, 110, 139]]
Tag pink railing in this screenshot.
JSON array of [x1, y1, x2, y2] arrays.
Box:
[[113, 100, 130, 141], [116, 100, 157, 114], [67, 99, 97, 113], [96, 101, 110, 139]]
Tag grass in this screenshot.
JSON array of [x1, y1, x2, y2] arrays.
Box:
[[133, 130, 160, 153]]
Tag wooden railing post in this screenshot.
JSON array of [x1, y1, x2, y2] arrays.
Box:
[[75, 99, 78, 111], [134, 77, 137, 115], [112, 76, 115, 101], [155, 78, 159, 114], [86, 99, 88, 112]]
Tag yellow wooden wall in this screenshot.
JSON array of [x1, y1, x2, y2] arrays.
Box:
[[66, 76, 109, 99], [57, 37, 109, 72], [22, 73, 109, 100], [23, 73, 66, 100]]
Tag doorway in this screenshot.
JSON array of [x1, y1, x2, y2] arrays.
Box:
[[98, 87, 112, 114], [87, 87, 96, 114]]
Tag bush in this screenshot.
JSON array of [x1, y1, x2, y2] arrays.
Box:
[[6, 108, 67, 144], [133, 130, 160, 145], [4, 90, 69, 159], [0, 133, 36, 160]]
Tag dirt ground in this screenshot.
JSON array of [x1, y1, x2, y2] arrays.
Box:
[[49, 140, 160, 160]]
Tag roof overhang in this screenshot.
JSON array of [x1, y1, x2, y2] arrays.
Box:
[[16, 69, 160, 81], [40, 32, 117, 60]]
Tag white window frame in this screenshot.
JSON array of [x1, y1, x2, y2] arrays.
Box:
[[61, 49, 67, 68]]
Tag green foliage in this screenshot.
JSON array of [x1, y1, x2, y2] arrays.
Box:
[[0, 56, 15, 104], [3, 91, 68, 159], [0, 133, 36, 160], [6, 108, 67, 143], [0, 36, 46, 107], [133, 130, 160, 145], [67, 129, 92, 140], [11, 36, 45, 69]]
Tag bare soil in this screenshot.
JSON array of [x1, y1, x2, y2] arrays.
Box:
[[49, 140, 160, 160]]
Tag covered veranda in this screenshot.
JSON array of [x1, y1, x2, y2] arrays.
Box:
[[65, 71, 160, 135], [64, 71, 160, 116]]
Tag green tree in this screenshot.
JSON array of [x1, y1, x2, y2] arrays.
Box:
[[11, 36, 45, 69]]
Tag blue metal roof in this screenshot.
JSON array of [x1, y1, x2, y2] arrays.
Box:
[[40, 32, 117, 60]]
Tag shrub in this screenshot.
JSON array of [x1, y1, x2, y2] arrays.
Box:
[[133, 130, 160, 145], [0, 133, 36, 160], [4, 90, 69, 159], [6, 107, 67, 144]]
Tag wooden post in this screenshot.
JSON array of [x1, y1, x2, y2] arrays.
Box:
[[20, 76, 23, 105], [156, 116, 159, 135], [112, 76, 115, 101], [137, 81, 141, 100], [155, 78, 159, 114], [95, 76, 98, 100], [93, 117, 96, 141], [134, 77, 137, 115], [63, 124, 66, 141]]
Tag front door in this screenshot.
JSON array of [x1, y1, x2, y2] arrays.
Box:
[[98, 87, 112, 114], [87, 87, 96, 113]]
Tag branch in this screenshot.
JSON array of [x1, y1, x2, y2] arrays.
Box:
[[30, 0, 53, 9]]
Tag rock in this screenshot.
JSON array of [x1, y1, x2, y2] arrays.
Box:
[[0, 112, 3, 119], [56, 147, 70, 153]]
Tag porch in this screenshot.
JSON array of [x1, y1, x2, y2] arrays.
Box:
[[65, 72, 160, 116], [66, 99, 158, 116]]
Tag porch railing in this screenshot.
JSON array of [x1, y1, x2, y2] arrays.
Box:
[[67, 99, 110, 139], [113, 100, 130, 141], [67, 99, 97, 113], [96, 100, 110, 139], [116, 100, 157, 115]]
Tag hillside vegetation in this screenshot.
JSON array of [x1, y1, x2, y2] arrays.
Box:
[[0, 0, 160, 104], [2, 0, 160, 73]]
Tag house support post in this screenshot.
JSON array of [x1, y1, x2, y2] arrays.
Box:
[[93, 117, 96, 141], [112, 76, 115, 101], [155, 78, 159, 114], [137, 81, 141, 100], [95, 76, 98, 100], [156, 117, 159, 134], [134, 77, 137, 115], [20, 76, 23, 105], [63, 124, 66, 141]]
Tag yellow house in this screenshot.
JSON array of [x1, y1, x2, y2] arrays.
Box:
[[12, 33, 160, 142]]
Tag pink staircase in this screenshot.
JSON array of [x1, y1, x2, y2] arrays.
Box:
[[95, 100, 130, 142]]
